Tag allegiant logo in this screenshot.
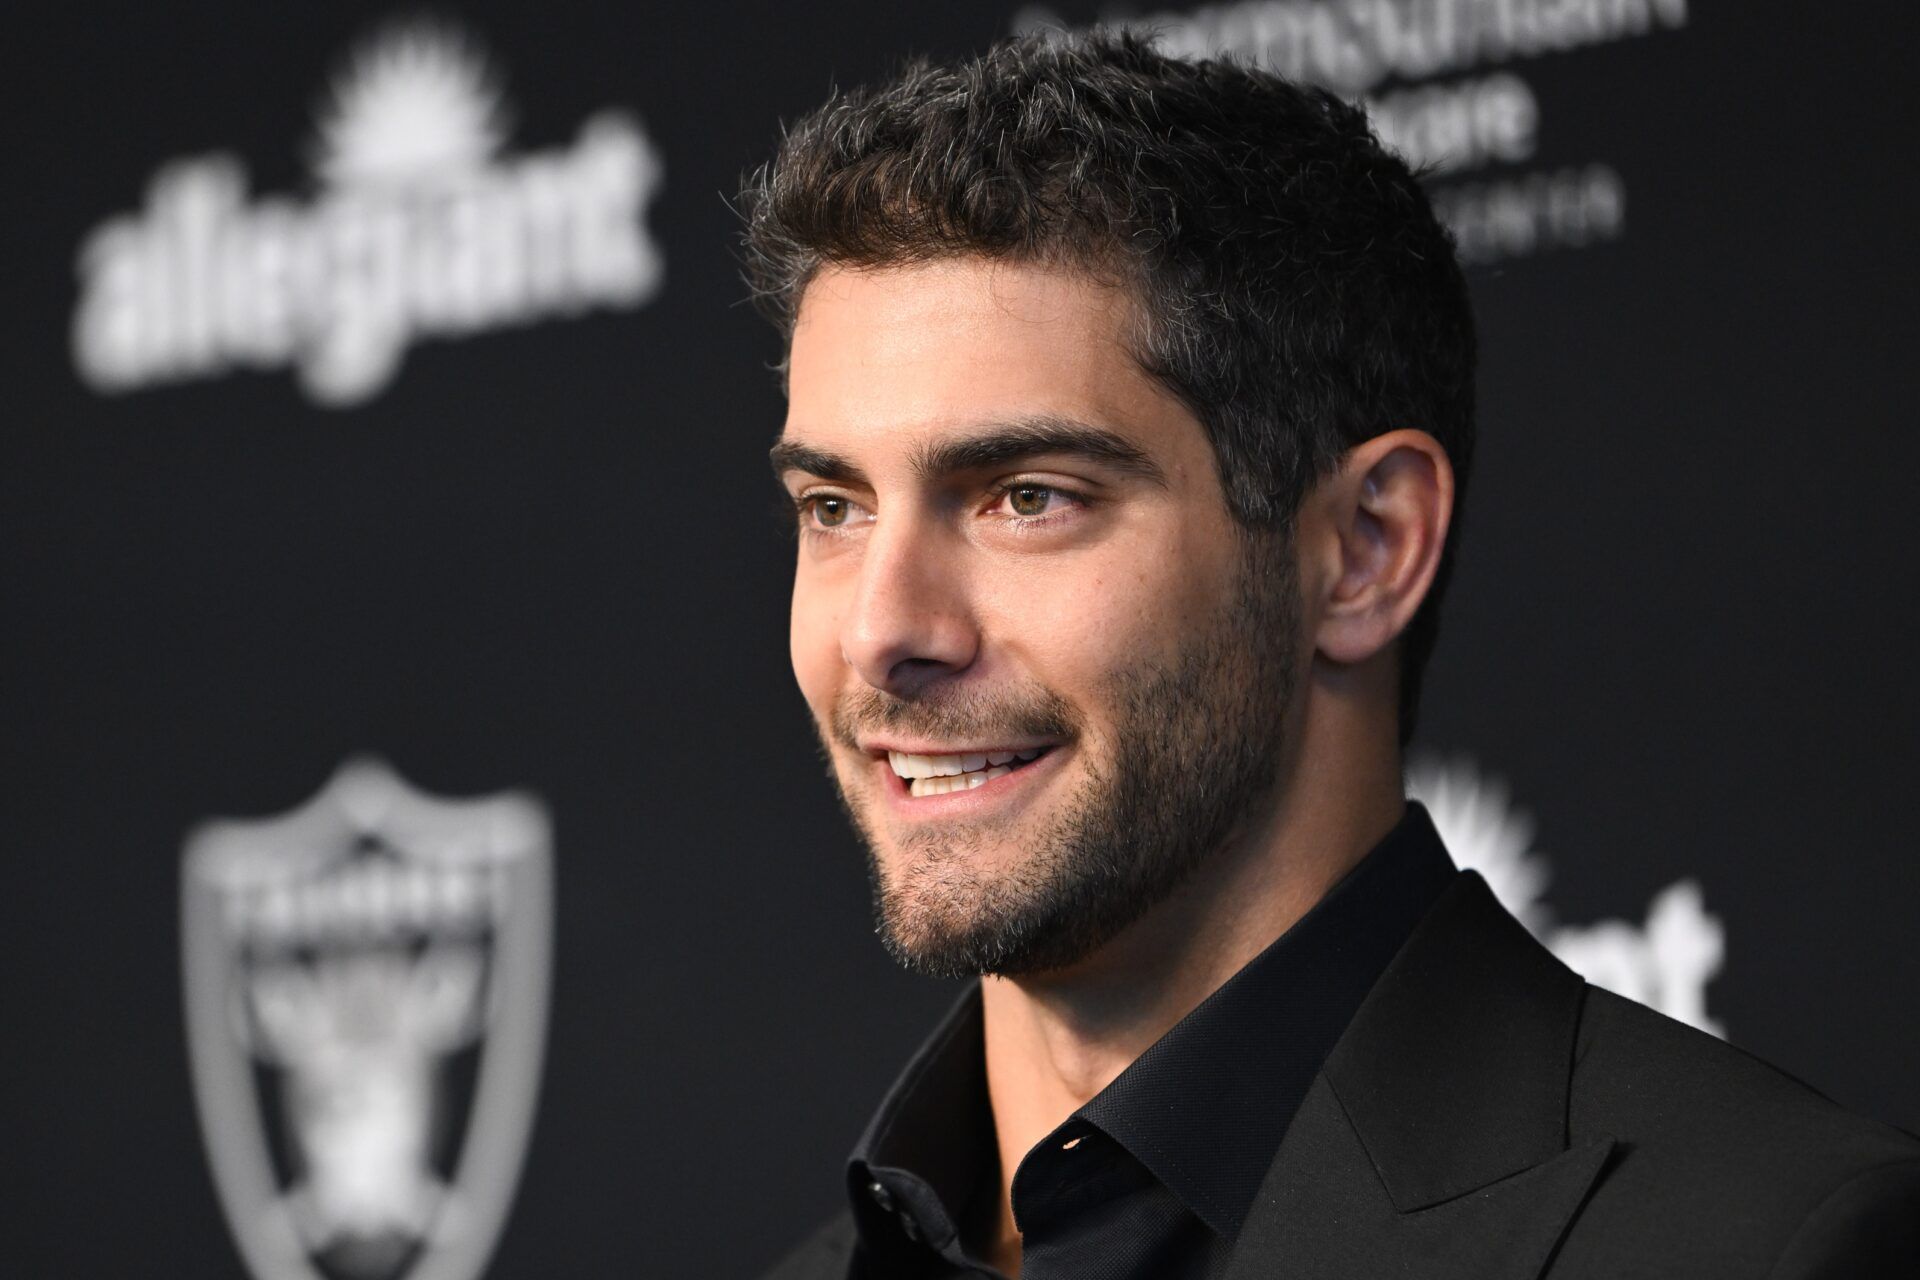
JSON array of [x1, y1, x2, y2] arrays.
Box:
[[71, 19, 664, 407]]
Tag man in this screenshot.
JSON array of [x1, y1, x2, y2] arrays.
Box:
[[743, 30, 1920, 1280]]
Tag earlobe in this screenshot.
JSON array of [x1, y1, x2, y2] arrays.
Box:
[[1313, 431, 1453, 667]]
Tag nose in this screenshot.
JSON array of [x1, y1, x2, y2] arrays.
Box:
[[840, 513, 979, 697]]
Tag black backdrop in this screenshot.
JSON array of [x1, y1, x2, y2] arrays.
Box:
[[5, 2, 1917, 1276]]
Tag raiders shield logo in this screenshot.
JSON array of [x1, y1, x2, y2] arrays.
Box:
[[182, 758, 552, 1280]]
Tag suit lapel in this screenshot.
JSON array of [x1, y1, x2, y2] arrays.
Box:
[[1225, 873, 1613, 1280]]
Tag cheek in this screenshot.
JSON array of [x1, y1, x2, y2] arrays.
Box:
[[986, 522, 1237, 691], [789, 568, 844, 719], [991, 556, 1189, 685]]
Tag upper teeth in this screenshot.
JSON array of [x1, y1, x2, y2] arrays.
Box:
[[889, 748, 1042, 779]]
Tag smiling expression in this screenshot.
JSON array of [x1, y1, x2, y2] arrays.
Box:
[[777, 257, 1302, 976]]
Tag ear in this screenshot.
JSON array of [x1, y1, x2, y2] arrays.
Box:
[[1308, 429, 1455, 666]]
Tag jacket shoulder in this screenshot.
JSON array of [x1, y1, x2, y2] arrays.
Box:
[[756, 1210, 856, 1280], [1766, 1159, 1920, 1277], [1560, 986, 1920, 1275], [1572, 986, 1918, 1163]]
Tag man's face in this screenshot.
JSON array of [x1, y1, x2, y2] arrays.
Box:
[[778, 258, 1302, 978]]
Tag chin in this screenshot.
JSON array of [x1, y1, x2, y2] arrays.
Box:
[[867, 840, 1061, 978]]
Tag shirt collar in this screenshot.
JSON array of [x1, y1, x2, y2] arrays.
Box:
[[846, 799, 1459, 1250], [847, 984, 992, 1259]]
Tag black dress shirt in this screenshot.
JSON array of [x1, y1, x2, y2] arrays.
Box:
[[843, 800, 1460, 1279]]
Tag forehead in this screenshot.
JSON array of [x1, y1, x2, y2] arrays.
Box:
[[782, 259, 1197, 464]]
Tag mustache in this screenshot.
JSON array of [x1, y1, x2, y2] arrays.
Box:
[[829, 683, 1080, 751]]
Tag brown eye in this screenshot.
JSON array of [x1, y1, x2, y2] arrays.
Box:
[[1008, 485, 1053, 517], [812, 496, 850, 527]]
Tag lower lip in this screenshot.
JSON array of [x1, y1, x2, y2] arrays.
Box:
[[877, 747, 1068, 820]]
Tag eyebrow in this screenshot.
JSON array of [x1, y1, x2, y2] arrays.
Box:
[[767, 439, 870, 487], [769, 415, 1168, 488]]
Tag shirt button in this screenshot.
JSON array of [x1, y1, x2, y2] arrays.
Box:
[[867, 1179, 896, 1214]]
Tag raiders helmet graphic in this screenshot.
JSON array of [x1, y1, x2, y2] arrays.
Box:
[[182, 758, 551, 1280]]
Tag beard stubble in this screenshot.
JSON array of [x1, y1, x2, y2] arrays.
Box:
[[822, 530, 1300, 979]]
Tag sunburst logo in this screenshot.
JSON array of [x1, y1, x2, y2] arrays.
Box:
[[72, 15, 664, 406], [312, 21, 509, 189], [1408, 753, 1726, 1036], [1405, 754, 1552, 934]]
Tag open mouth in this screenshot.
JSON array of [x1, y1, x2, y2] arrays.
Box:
[[887, 747, 1055, 798]]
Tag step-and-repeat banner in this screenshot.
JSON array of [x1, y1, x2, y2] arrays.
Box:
[[6, 2, 1915, 1276]]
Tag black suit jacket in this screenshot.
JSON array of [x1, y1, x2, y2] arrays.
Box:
[[762, 872, 1920, 1278]]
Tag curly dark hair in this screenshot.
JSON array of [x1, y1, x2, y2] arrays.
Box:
[[740, 29, 1475, 748]]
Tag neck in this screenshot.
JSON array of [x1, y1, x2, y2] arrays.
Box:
[[972, 677, 1405, 1274]]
